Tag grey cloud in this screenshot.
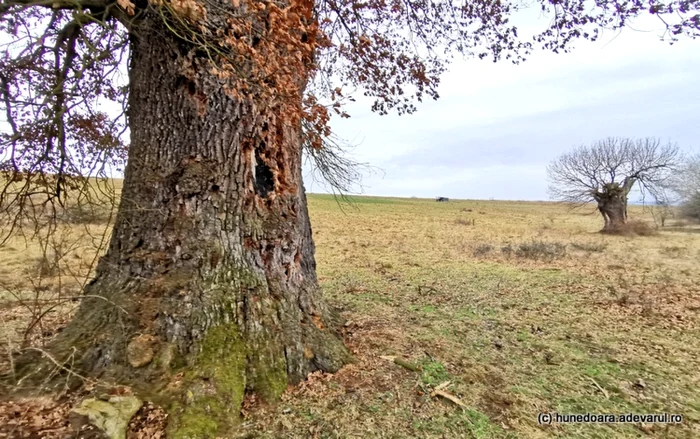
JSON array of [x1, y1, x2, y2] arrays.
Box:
[[384, 66, 700, 170], [307, 30, 700, 200]]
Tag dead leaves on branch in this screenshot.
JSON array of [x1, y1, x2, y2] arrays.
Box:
[[151, 0, 321, 129], [3, 0, 700, 149], [139, 0, 448, 147], [6, 0, 696, 173], [117, 0, 136, 15]]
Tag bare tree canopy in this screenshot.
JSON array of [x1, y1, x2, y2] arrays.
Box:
[[666, 153, 700, 200], [665, 153, 700, 220], [547, 137, 679, 229]]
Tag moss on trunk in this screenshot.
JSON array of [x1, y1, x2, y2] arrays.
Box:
[[2, 5, 352, 437], [170, 324, 247, 439]]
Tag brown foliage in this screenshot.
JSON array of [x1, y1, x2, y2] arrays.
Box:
[[0, 397, 168, 439]]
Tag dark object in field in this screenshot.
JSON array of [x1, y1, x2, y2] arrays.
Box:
[[436, 197, 449, 202]]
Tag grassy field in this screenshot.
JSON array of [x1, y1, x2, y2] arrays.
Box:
[[2, 193, 700, 438]]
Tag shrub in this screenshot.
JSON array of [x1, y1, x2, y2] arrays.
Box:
[[501, 244, 513, 256], [680, 193, 700, 222], [570, 242, 607, 252], [602, 220, 657, 237], [515, 241, 567, 260], [473, 244, 493, 257], [455, 217, 475, 226], [660, 246, 687, 258], [32, 254, 60, 277], [61, 204, 111, 225]]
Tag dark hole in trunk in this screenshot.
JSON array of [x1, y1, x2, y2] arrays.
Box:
[[254, 148, 274, 198], [174, 75, 187, 89]]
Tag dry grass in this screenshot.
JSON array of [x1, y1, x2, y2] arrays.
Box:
[[2, 192, 700, 438], [0, 177, 118, 370], [602, 220, 658, 237], [257, 195, 700, 438]]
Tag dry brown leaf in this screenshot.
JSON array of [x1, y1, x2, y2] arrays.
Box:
[[117, 0, 136, 15]]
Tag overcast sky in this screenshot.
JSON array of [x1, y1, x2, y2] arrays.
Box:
[[303, 11, 700, 201]]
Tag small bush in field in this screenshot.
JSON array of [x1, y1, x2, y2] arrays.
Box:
[[501, 244, 513, 256], [602, 220, 657, 237], [680, 193, 700, 222], [515, 241, 567, 260], [473, 244, 493, 257], [570, 242, 607, 252], [61, 204, 110, 225], [455, 217, 475, 226]]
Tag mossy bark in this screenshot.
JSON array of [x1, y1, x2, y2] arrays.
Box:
[[3, 7, 350, 438]]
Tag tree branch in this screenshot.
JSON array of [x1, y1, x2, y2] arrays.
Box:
[[0, 0, 109, 13]]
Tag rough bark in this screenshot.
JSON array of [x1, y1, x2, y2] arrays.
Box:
[[598, 197, 627, 229], [594, 182, 630, 230], [4, 8, 350, 438]]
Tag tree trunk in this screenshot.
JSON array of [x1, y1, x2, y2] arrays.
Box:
[[6, 9, 350, 438], [596, 188, 628, 231]]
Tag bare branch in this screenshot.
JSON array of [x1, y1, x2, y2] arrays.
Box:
[[301, 119, 378, 197], [548, 137, 679, 204]]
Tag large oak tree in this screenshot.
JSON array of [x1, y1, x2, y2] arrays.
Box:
[[547, 137, 679, 230], [1, 0, 698, 435]]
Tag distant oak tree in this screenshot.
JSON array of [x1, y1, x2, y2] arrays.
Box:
[[547, 137, 679, 230], [1, 0, 699, 434]]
